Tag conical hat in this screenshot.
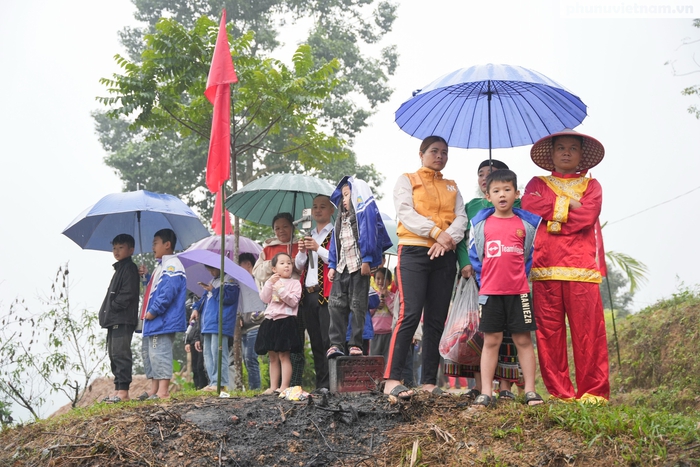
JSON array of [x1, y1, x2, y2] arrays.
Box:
[[530, 129, 605, 172]]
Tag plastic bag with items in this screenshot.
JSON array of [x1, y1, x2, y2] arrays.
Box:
[[439, 277, 483, 366]]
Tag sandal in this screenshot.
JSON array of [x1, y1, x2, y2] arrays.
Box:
[[464, 388, 481, 400], [386, 383, 413, 400], [524, 391, 544, 406], [473, 394, 494, 408], [326, 346, 345, 359], [348, 346, 363, 356], [102, 395, 123, 404], [499, 390, 516, 400], [137, 391, 150, 401]]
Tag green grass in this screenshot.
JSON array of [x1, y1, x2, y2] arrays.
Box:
[[542, 402, 700, 464]]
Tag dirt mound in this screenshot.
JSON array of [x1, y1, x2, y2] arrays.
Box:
[[51, 375, 153, 416], [3, 391, 619, 467]]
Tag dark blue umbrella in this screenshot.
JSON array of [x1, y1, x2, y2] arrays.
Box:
[[395, 63, 587, 158], [62, 190, 209, 254]]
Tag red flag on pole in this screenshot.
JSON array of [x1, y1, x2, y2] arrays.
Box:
[[205, 9, 238, 193], [212, 190, 233, 235]]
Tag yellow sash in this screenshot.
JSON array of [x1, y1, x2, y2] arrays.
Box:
[[538, 175, 591, 234]]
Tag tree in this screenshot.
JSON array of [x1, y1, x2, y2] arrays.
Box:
[[600, 268, 634, 317], [96, 0, 397, 219], [666, 19, 700, 119], [0, 265, 107, 421]]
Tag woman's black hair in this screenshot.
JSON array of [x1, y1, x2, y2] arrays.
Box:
[[271, 212, 294, 229], [419, 135, 448, 154]]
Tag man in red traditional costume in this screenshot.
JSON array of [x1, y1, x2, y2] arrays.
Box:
[[521, 129, 609, 403]]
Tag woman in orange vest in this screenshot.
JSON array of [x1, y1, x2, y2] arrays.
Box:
[[382, 136, 467, 399]]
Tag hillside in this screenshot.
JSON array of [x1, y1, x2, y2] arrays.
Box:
[[1, 292, 700, 466]]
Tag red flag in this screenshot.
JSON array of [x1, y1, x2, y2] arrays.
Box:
[[212, 190, 233, 235], [205, 9, 238, 193]]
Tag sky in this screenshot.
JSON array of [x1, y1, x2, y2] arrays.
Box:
[[0, 0, 699, 413]]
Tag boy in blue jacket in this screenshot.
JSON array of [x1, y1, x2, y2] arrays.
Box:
[[140, 228, 187, 400], [191, 265, 240, 391], [468, 170, 543, 407], [326, 176, 392, 358]]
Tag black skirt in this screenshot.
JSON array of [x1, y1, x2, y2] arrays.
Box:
[[255, 316, 302, 355]]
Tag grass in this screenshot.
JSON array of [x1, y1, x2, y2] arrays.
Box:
[[542, 402, 700, 464]]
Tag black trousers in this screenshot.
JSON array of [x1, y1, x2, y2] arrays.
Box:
[[300, 291, 331, 389], [190, 347, 208, 389], [328, 269, 369, 349], [385, 246, 456, 386], [107, 324, 135, 391]]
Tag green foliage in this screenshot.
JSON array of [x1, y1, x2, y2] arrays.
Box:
[[611, 282, 700, 412], [604, 249, 648, 295], [0, 265, 108, 422], [599, 268, 634, 315], [96, 0, 394, 219], [545, 402, 700, 464]]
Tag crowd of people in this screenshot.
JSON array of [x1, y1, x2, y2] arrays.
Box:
[[97, 128, 609, 406]]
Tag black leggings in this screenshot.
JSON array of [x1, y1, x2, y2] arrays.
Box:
[[384, 246, 456, 385]]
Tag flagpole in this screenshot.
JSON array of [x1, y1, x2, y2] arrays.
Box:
[[217, 184, 226, 393]]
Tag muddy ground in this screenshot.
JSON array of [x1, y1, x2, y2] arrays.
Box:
[[2, 383, 637, 467]]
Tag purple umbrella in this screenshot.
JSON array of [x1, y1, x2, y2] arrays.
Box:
[[178, 249, 258, 297], [186, 234, 262, 261]]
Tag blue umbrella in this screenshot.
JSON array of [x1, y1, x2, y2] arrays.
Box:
[[62, 190, 209, 255], [395, 63, 587, 158]]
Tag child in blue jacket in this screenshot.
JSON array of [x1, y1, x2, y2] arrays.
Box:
[[140, 228, 187, 400], [326, 176, 392, 358], [192, 265, 240, 391]]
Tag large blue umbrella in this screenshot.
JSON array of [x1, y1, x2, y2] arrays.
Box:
[[395, 63, 587, 158], [62, 190, 209, 254]]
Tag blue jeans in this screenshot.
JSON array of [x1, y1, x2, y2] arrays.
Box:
[[202, 333, 230, 387], [142, 333, 175, 380], [241, 328, 261, 390]]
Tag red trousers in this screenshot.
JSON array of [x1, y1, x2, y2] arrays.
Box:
[[532, 281, 610, 400]]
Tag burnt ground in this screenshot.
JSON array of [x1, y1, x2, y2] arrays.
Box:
[[1, 386, 639, 467]]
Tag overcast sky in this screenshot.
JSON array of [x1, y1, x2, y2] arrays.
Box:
[[1, 1, 699, 341]]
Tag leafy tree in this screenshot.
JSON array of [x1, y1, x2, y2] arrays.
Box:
[[0, 265, 107, 421], [96, 0, 396, 220], [600, 268, 634, 317]]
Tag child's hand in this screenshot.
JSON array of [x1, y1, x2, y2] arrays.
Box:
[[273, 281, 285, 292], [361, 263, 371, 276], [145, 311, 155, 320], [138, 265, 148, 276], [569, 199, 582, 210], [200, 282, 213, 292], [328, 269, 336, 282], [194, 341, 202, 352], [185, 344, 191, 353], [269, 273, 281, 284], [191, 310, 199, 321]]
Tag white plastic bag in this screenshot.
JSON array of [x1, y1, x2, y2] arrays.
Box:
[[439, 277, 483, 366]]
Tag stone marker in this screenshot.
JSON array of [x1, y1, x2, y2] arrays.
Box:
[[329, 356, 385, 394]]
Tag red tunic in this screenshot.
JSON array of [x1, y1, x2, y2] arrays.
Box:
[[522, 172, 603, 283], [521, 172, 609, 401]]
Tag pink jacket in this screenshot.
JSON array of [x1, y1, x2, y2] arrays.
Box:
[[259, 278, 301, 321]]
